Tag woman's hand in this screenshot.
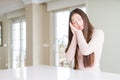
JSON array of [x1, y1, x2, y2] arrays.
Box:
[[70, 22, 78, 34], [70, 22, 82, 39]]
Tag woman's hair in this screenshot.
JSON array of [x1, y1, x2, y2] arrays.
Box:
[[65, 8, 94, 69]]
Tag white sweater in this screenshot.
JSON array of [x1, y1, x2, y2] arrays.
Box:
[[65, 29, 104, 71]]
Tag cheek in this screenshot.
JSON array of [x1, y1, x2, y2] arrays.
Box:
[[79, 20, 83, 26], [73, 24, 81, 29], [81, 26, 84, 30]]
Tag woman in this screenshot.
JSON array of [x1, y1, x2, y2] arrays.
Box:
[[65, 8, 104, 71]]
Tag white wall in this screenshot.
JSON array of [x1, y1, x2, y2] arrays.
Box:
[[87, 0, 120, 73], [25, 3, 44, 66]]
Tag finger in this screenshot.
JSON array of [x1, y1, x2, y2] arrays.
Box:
[[70, 22, 77, 32], [70, 22, 73, 27]]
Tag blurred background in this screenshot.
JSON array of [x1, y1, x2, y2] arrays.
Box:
[[0, 0, 120, 74]]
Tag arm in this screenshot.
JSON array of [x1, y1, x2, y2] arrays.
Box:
[[76, 29, 104, 55], [65, 35, 77, 61]]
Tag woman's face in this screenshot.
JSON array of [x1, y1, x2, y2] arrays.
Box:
[[71, 13, 84, 30]]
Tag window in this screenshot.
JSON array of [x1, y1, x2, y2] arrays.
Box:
[[11, 18, 26, 68], [55, 10, 70, 66], [54, 7, 86, 67]]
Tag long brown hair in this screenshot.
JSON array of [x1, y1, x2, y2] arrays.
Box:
[[65, 8, 94, 69]]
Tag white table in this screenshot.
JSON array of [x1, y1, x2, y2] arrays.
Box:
[[0, 65, 120, 80]]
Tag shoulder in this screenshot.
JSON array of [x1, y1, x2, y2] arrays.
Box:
[[93, 29, 104, 35], [92, 29, 104, 40]]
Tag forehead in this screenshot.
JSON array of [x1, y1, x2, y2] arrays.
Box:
[[71, 13, 81, 20]]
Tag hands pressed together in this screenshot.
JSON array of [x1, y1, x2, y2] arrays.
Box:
[[70, 22, 82, 38]]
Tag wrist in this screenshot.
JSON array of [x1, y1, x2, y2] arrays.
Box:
[[72, 34, 77, 42], [76, 30, 82, 35]]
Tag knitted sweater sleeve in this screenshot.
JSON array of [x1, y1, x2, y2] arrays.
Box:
[[65, 35, 77, 61], [76, 29, 104, 55]]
